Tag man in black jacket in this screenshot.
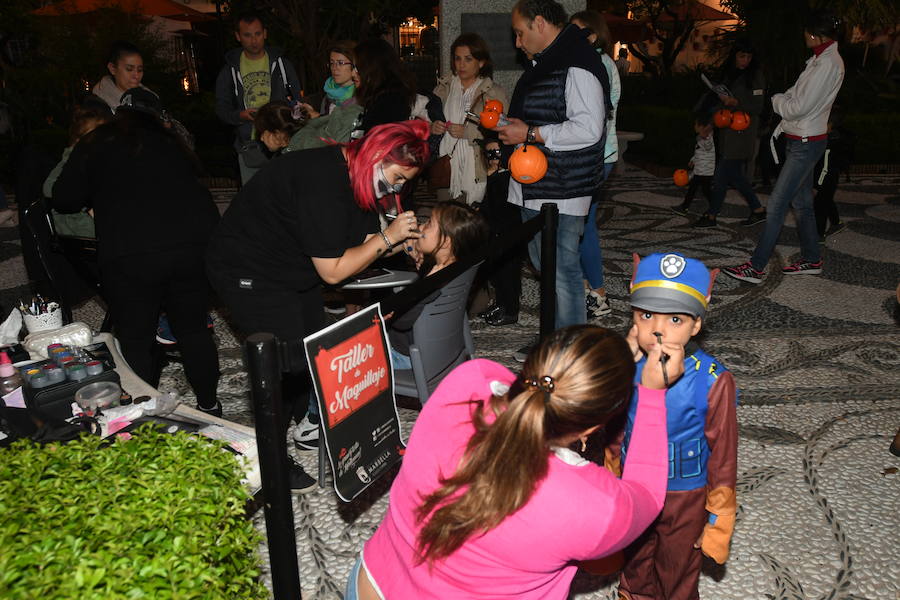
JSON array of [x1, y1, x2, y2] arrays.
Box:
[[496, 0, 609, 361], [214, 11, 301, 184]]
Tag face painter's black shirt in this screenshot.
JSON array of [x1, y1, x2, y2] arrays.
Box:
[[207, 145, 379, 291]]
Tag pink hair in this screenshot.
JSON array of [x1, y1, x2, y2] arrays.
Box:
[[344, 120, 431, 211]]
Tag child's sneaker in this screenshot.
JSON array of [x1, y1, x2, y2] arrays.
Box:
[[691, 214, 717, 228], [723, 261, 765, 284], [782, 259, 823, 275], [670, 203, 691, 217], [292, 414, 320, 451], [586, 290, 612, 319]]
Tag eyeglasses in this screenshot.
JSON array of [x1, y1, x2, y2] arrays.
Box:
[[327, 60, 353, 68], [485, 149, 502, 160]]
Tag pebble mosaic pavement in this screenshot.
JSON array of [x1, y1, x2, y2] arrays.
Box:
[[3, 163, 897, 599]]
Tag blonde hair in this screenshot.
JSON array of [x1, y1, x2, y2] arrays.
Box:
[[415, 325, 634, 563]]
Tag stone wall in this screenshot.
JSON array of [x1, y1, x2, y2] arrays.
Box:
[[438, 0, 585, 97]]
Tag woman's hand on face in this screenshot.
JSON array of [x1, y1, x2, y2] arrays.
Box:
[[385, 210, 422, 246], [447, 123, 466, 138], [431, 120, 447, 135], [640, 342, 685, 390]]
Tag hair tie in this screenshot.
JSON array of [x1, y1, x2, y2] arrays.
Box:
[[524, 375, 555, 404]]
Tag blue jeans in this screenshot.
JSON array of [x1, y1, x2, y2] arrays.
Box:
[[579, 163, 614, 290], [522, 205, 586, 329], [344, 555, 363, 600], [390, 347, 412, 370], [750, 138, 826, 271], [707, 158, 762, 216]]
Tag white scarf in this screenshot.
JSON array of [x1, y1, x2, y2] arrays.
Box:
[[439, 76, 484, 202]]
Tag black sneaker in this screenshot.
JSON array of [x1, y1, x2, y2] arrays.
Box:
[[485, 310, 518, 326], [691, 215, 717, 228], [287, 457, 317, 493], [742, 210, 766, 226], [197, 400, 223, 418], [723, 261, 765, 284], [586, 291, 612, 319], [670, 203, 691, 217], [478, 304, 500, 320], [824, 221, 846, 238], [513, 338, 537, 363]]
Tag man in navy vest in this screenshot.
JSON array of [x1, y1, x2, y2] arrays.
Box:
[[498, 0, 608, 361]]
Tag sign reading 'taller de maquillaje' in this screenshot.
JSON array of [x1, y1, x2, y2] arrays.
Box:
[[304, 303, 405, 501]]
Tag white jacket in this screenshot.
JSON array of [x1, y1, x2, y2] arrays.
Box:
[[772, 43, 843, 139]]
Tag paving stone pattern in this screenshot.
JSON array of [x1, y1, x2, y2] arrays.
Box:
[[4, 164, 895, 599]]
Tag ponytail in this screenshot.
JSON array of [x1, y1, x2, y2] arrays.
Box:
[[415, 325, 635, 564]]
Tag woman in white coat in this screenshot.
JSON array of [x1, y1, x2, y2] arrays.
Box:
[[431, 33, 508, 205], [724, 9, 844, 284]]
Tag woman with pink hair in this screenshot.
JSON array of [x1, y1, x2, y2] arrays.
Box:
[[206, 121, 430, 491]]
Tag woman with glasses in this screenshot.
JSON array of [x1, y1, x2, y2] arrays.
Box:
[[300, 41, 358, 119], [431, 33, 507, 205]]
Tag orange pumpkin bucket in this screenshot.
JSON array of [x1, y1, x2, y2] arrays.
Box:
[[673, 168, 690, 187], [509, 145, 548, 184], [730, 111, 751, 131], [713, 109, 733, 128]]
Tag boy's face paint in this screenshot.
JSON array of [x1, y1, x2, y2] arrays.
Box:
[[632, 309, 702, 355]]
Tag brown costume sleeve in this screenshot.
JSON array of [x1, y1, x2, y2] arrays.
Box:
[[700, 370, 738, 564]]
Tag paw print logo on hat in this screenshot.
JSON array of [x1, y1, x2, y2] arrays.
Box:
[[660, 254, 686, 279]]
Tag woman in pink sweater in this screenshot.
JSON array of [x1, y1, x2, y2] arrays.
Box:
[[348, 325, 680, 599]]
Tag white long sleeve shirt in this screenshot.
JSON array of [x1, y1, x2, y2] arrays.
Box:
[[507, 66, 606, 217], [772, 42, 843, 139]]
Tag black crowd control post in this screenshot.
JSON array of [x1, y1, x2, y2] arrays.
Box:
[[245, 333, 302, 600], [539, 204, 559, 341]]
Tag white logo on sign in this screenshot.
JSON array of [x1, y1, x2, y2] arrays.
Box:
[[356, 466, 371, 484], [660, 254, 685, 278]]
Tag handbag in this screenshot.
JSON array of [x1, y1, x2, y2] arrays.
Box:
[[427, 142, 456, 192], [427, 87, 491, 193]]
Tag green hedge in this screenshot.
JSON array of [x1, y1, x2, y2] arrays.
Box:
[[0, 425, 267, 599]]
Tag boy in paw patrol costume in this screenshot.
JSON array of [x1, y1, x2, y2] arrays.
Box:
[[607, 252, 738, 600]]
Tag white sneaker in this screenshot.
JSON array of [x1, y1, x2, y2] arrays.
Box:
[[292, 415, 320, 451], [586, 290, 612, 319]]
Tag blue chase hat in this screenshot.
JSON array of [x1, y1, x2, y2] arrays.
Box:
[[630, 253, 714, 318]]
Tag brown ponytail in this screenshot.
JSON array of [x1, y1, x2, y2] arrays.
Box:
[[415, 325, 635, 563]]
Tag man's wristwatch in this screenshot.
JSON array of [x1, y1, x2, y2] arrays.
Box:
[[526, 126, 537, 144]]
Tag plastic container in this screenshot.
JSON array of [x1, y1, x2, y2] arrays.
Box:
[[74, 381, 122, 413], [23, 305, 63, 334], [0, 352, 24, 395]]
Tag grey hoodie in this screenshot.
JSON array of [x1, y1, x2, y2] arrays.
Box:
[[214, 46, 301, 148]]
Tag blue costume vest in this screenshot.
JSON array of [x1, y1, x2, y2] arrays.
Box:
[[622, 347, 729, 492]]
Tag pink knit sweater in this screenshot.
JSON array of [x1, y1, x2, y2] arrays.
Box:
[[364, 359, 668, 599]]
